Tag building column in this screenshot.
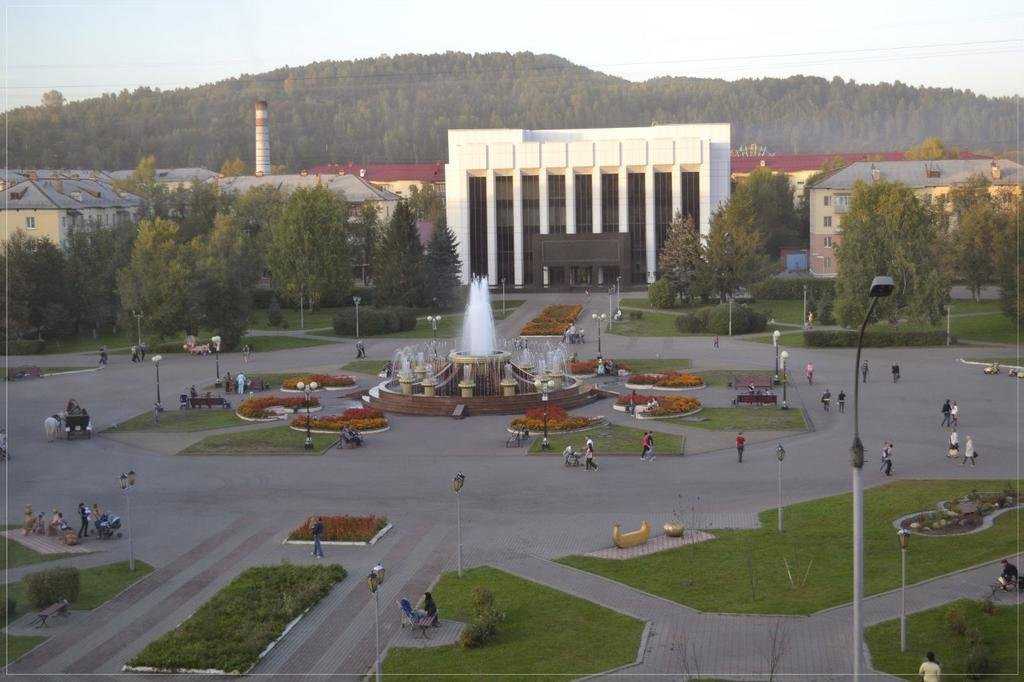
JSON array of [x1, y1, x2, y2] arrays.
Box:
[[645, 165, 656, 283], [565, 171, 576, 234], [486, 169, 497, 286], [512, 170, 524, 287], [539, 171, 549, 286], [671, 164, 682, 220], [618, 167, 628, 233], [699, 139, 712, 238]]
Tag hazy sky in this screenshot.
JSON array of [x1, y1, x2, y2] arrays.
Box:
[[4, 0, 1022, 110]]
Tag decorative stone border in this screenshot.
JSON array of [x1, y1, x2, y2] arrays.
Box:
[[612, 403, 703, 420], [280, 385, 355, 394], [622, 382, 706, 392], [288, 424, 390, 435], [892, 501, 1023, 536], [506, 417, 606, 436], [283, 522, 393, 547], [236, 405, 323, 422]]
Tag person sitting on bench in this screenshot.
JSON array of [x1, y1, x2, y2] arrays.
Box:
[[340, 426, 363, 447], [998, 558, 1019, 590]]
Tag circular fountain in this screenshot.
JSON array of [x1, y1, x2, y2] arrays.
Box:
[[368, 278, 599, 416]]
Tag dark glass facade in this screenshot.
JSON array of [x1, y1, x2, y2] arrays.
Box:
[[627, 172, 646, 283], [654, 172, 673, 259], [522, 175, 539, 285], [574, 174, 592, 233], [680, 171, 700, 230], [495, 175, 514, 285], [548, 174, 566, 235], [468, 176, 488, 278], [601, 174, 618, 233]]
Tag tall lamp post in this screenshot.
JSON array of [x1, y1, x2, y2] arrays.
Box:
[[533, 377, 554, 450], [296, 381, 319, 450], [151, 355, 163, 412], [772, 330, 781, 382], [118, 470, 137, 571], [426, 315, 442, 340], [367, 566, 385, 682], [501, 277, 506, 316], [452, 472, 465, 577], [779, 350, 789, 410], [131, 310, 143, 348], [211, 335, 222, 381], [851, 275, 895, 678], [591, 312, 607, 354], [352, 296, 362, 340], [898, 528, 910, 652], [776, 443, 786, 532]]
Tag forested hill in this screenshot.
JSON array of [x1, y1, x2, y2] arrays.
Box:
[[5, 51, 1018, 170]]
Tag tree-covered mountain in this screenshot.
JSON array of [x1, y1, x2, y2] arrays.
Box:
[[5, 52, 1019, 170]]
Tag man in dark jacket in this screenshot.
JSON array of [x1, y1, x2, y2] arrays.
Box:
[[312, 517, 324, 558], [941, 399, 952, 427]]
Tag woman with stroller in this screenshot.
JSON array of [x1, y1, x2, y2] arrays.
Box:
[[584, 439, 598, 471]]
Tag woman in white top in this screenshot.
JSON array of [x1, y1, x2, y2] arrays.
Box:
[[948, 429, 959, 458], [962, 436, 975, 467], [950, 402, 959, 427]]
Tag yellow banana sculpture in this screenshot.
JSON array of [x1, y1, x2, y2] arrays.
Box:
[[612, 520, 651, 548]]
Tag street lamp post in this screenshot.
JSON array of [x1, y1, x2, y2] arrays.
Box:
[[776, 443, 786, 532], [211, 335, 222, 382], [151, 355, 163, 411], [501, 277, 506, 316], [946, 304, 951, 346], [353, 296, 362, 340], [296, 381, 318, 450], [452, 472, 465, 577], [772, 330, 781, 382], [367, 567, 385, 682], [427, 315, 441, 340], [779, 350, 789, 409], [803, 284, 808, 327], [131, 310, 143, 348], [591, 312, 607, 354], [898, 528, 910, 652], [118, 470, 137, 571], [851, 275, 895, 678], [534, 378, 554, 450]]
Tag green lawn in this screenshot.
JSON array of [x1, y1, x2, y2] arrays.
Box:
[[529, 423, 684, 456], [179, 425, 338, 455], [108, 408, 242, 433], [691, 369, 770, 387], [6, 560, 154, 620], [249, 306, 344, 332], [866, 599, 1022, 680], [380, 300, 524, 339], [1, 634, 46, 666], [559, 479, 1022, 615], [0, 526, 74, 570], [341, 359, 388, 374], [748, 299, 806, 325], [619, 358, 693, 372], [382, 566, 644, 680], [608, 311, 696, 337], [673, 407, 807, 431], [28, 329, 133, 354]]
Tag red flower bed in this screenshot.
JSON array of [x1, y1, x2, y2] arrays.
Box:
[[510, 404, 599, 431], [646, 395, 702, 416], [520, 304, 583, 336], [288, 515, 388, 542], [282, 374, 356, 390], [628, 372, 703, 388], [569, 359, 630, 375], [238, 394, 321, 419], [291, 407, 389, 431], [616, 392, 656, 406]]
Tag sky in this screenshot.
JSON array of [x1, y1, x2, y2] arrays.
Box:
[[3, 0, 1023, 110]]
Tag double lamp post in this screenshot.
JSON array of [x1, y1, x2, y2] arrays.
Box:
[[118, 470, 137, 571], [295, 380, 319, 450]]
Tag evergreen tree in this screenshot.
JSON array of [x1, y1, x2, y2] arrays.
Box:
[[424, 216, 462, 311], [656, 213, 706, 303], [374, 201, 427, 308]]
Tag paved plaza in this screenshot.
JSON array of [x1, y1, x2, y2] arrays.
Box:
[[3, 292, 1020, 679]]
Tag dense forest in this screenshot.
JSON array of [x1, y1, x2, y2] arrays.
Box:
[[5, 52, 1019, 170]]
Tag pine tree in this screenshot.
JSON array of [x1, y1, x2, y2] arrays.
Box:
[[424, 216, 463, 311], [373, 201, 427, 308], [657, 213, 705, 304]]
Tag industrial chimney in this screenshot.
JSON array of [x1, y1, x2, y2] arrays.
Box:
[[254, 100, 270, 176]]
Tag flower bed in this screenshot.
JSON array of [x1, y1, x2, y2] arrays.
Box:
[[288, 515, 389, 542], [291, 407, 389, 432], [282, 374, 356, 390], [125, 564, 345, 674], [899, 489, 1018, 535], [520, 304, 582, 336], [627, 372, 704, 388], [569, 359, 630, 375], [509, 405, 601, 432], [614, 393, 702, 417], [237, 394, 321, 419]]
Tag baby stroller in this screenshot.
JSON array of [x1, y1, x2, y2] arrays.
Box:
[[95, 513, 123, 540], [563, 447, 581, 467]]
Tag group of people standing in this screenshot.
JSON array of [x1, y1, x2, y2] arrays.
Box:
[[129, 343, 148, 362], [942, 398, 976, 467]]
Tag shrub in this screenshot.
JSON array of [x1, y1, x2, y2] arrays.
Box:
[[647, 279, 676, 309], [965, 641, 993, 679], [705, 303, 767, 335], [750, 277, 835, 300], [813, 291, 836, 325], [332, 306, 417, 336], [288, 515, 388, 542], [459, 586, 504, 649], [472, 585, 495, 612], [628, 310, 644, 321], [23, 567, 80, 609], [7, 597, 17, 619], [2, 339, 47, 355], [674, 311, 707, 333], [804, 329, 953, 347], [267, 297, 284, 327]]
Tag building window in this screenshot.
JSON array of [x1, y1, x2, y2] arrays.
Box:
[[627, 172, 646, 284], [548, 175, 566, 235], [823, 194, 831, 207], [834, 195, 850, 213], [600, 174, 618, 233], [495, 175, 514, 286], [680, 171, 700, 229], [25, 216, 36, 229], [522, 175, 539, 285], [823, 235, 833, 247], [574, 174, 592, 233], [468, 176, 488, 278], [654, 172, 672, 258], [823, 216, 832, 228]]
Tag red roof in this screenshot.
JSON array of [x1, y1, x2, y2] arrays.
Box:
[[730, 151, 985, 174], [308, 162, 444, 184]]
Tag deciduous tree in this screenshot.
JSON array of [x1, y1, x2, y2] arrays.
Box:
[[195, 215, 256, 349], [704, 194, 772, 302], [734, 167, 802, 254], [657, 213, 706, 303], [219, 158, 247, 177]]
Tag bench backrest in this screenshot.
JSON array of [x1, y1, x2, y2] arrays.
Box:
[[66, 414, 90, 428]]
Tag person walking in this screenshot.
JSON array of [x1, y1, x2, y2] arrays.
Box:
[[77, 502, 90, 538], [585, 439, 599, 470], [713, 335, 719, 349], [805, 362, 814, 385], [880, 441, 894, 476], [950, 401, 959, 428], [861, 360, 869, 383], [640, 431, 651, 461], [918, 651, 941, 682], [311, 516, 324, 558], [820, 389, 832, 412], [98, 346, 108, 369], [837, 389, 846, 413], [736, 432, 746, 463], [891, 362, 900, 383], [962, 435, 976, 467], [940, 399, 952, 427]]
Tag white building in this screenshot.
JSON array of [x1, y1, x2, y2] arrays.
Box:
[[444, 124, 731, 287]]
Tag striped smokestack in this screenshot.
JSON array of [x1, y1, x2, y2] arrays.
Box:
[[254, 100, 270, 176]]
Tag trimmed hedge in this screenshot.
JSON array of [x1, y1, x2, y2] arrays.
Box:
[[23, 567, 80, 608], [751, 277, 835, 300], [673, 304, 767, 335], [804, 329, 955, 347], [128, 564, 345, 674], [647, 279, 676, 309], [332, 306, 416, 336]]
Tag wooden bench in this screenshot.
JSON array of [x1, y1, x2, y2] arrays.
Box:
[[452, 404, 466, 420], [65, 414, 92, 439], [30, 598, 70, 628], [189, 396, 232, 409], [734, 393, 778, 406], [248, 377, 267, 392]]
